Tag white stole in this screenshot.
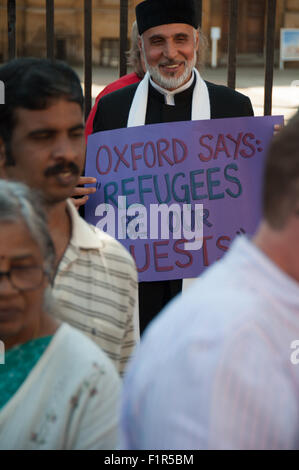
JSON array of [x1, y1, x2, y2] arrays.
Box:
[[127, 68, 211, 127]]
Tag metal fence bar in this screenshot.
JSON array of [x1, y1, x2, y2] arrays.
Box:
[[46, 0, 55, 61], [7, 0, 16, 60], [198, 0, 202, 28], [4, 0, 279, 120], [227, 0, 238, 90], [119, 0, 128, 77], [84, 0, 92, 120], [264, 0, 277, 116]]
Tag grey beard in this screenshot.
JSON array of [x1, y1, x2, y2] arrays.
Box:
[[144, 52, 197, 90]]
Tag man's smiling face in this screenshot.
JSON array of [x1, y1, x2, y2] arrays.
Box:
[[140, 23, 199, 91]]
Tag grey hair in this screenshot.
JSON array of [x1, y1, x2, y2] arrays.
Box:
[[126, 21, 145, 78], [195, 28, 208, 70], [0, 180, 56, 279]]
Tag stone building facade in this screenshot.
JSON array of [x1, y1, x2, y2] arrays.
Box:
[[0, 0, 299, 66]]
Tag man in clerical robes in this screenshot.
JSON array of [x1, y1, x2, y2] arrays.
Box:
[[92, 0, 254, 333]]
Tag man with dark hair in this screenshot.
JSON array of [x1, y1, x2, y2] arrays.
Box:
[[92, 0, 254, 333], [120, 110, 299, 450], [0, 58, 138, 376]]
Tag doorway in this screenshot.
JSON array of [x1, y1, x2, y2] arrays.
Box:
[[221, 0, 266, 54]]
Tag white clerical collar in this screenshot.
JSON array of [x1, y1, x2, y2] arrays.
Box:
[[127, 69, 210, 127], [149, 71, 195, 106]]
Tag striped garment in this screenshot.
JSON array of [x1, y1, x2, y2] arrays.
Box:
[[52, 200, 139, 376]]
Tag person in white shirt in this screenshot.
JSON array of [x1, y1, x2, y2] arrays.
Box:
[[120, 110, 299, 450]]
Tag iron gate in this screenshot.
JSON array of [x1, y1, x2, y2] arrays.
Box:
[[5, 0, 277, 120]]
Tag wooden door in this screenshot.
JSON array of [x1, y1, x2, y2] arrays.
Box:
[[221, 0, 266, 54]]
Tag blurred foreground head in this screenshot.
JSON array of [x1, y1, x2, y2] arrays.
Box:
[[263, 111, 299, 229]]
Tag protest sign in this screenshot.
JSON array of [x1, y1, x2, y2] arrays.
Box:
[[85, 115, 283, 282]]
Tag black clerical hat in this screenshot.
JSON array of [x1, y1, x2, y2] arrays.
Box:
[[136, 0, 199, 35]]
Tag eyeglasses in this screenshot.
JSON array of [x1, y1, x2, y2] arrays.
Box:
[[0, 266, 46, 292]]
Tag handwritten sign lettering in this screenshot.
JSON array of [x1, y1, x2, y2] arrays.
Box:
[[85, 115, 283, 282]]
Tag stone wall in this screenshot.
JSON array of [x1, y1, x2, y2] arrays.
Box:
[[0, 0, 296, 65]]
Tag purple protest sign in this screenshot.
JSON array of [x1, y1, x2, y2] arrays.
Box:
[[85, 115, 283, 282]]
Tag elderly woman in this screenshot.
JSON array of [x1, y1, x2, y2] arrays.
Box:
[[0, 181, 120, 450]]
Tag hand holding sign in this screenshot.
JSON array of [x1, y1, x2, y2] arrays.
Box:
[[71, 176, 97, 209]]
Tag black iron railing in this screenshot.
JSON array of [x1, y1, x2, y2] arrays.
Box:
[[5, 0, 277, 118]]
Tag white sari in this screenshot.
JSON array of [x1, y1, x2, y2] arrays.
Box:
[[0, 323, 120, 450]]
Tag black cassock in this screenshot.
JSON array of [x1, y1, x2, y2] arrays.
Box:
[[93, 77, 254, 333]]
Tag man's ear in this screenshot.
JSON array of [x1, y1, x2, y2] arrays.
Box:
[[138, 35, 143, 54], [138, 36, 147, 73]]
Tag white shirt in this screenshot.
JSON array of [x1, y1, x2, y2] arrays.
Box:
[[121, 236, 299, 449], [0, 324, 120, 450], [52, 200, 139, 376]]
